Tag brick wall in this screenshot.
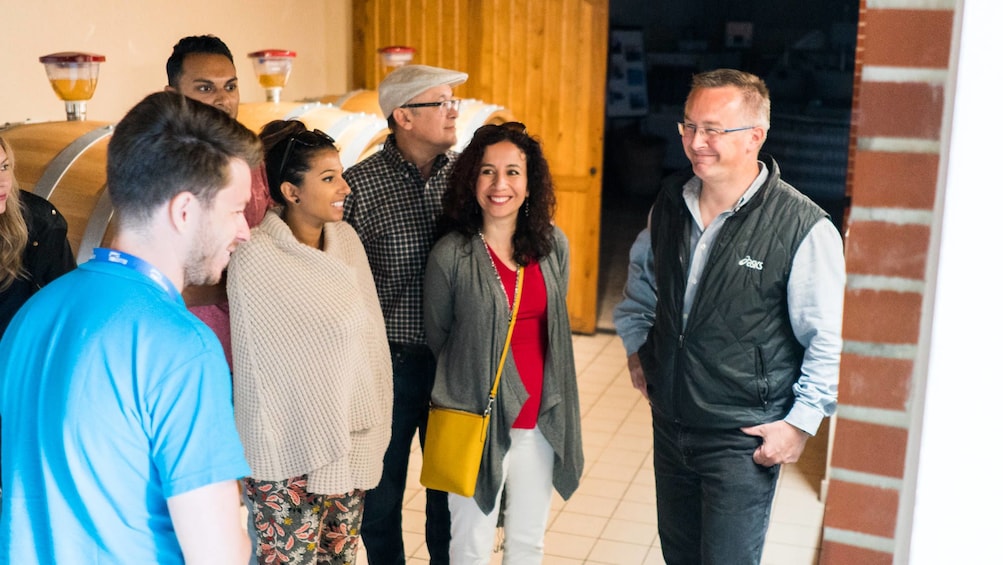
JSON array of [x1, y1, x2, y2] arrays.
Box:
[[820, 1, 956, 563]]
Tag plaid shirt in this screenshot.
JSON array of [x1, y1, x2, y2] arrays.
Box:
[[343, 135, 457, 345]]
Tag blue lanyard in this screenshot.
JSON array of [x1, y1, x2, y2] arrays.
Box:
[[91, 248, 183, 303]]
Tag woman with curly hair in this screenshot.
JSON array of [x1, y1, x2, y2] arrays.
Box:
[[424, 123, 584, 564], [0, 135, 75, 337]]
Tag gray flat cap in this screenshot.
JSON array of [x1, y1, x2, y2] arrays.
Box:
[[378, 64, 468, 118]]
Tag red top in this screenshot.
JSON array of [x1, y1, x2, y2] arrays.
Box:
[[487, 246, 548, 429]]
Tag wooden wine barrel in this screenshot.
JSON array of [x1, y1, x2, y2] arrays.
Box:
[[320, 90, 517, 152], [0, 106, 390, 266], [0, 121, 116, 264], [451, 100, 516, 152], [237, 102, 389, 168], [320, 89, 381, 116]]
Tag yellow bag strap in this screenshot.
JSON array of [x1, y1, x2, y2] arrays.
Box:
[[485, 266, 523, 416]]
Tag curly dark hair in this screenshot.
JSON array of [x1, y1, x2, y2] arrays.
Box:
[[258, 120, 339, 205], [439, 123, 556, 266]]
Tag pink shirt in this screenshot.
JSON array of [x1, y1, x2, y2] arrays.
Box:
[[189, 163, 273, 368]]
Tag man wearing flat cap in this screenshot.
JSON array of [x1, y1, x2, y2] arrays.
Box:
[[343, 63, 468, 565]]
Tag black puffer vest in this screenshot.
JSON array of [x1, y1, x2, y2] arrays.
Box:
[[638, 155, 827, 428]]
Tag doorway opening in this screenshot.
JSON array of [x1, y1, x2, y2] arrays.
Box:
[[597, 0, 858, 331]]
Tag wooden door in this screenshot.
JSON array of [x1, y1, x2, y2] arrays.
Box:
[[352, 0, 608, 333]]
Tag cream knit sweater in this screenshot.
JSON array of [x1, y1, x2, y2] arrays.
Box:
[[227, 210, 392, 495]]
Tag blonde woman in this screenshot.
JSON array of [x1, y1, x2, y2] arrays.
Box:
[[0, 135, 75, 337]]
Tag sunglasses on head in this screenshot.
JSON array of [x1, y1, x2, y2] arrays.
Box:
[[278, 129, 339, 179], [499, 121, 527, 134], [473, 121, 528, 139]]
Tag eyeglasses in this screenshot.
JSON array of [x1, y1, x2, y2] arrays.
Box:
[[677, 122, 756, 139], [278, 129, 338, 179], [399, 99, 462, 113]]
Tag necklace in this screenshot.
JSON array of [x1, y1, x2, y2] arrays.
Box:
[[478, 230, 521, 314]]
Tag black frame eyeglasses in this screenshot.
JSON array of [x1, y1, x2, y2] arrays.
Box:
[[677, 122, 756, 139], [278, 129, 338, 178], [399, 99, 463, 113]]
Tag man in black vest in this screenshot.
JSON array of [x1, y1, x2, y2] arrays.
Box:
[[613, 69, 845, 564]]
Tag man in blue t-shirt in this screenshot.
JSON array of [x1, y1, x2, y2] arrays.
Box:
[[0, 91, 262, 564]]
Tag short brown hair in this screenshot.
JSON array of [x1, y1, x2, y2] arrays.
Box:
[[689, 69, 771, 130], [107, 92, 261, 227]]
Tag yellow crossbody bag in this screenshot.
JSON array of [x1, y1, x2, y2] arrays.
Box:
[[420, 266, 524, 497]]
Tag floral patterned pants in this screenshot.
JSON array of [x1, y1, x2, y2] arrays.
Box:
[[244, 475, 365, 564]]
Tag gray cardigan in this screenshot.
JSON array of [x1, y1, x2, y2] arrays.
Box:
[[424, 227, 584, 513]]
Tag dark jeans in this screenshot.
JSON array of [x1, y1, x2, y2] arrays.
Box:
[[652, 415, 780, 565], [361, 343, 450, 564]]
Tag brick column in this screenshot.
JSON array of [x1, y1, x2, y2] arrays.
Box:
[[821, 1, 956, 563]]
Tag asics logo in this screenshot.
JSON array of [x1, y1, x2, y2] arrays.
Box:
[[739, 255, 764, 271]]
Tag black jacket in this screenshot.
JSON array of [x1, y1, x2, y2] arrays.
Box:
[[638, 155, 827, 428], [0, 191, 76, 338]]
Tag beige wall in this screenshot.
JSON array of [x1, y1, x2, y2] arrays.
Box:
[[1, 0, 353, 125]]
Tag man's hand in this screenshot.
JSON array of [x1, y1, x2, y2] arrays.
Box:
[[627, 353, 649, 400], [740, 420, 810, 467]]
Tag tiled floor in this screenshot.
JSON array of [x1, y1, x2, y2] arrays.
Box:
[[356, 332, 827, 564]]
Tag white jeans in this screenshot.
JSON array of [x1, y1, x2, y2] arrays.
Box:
[[448, 426, 555, 565]]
